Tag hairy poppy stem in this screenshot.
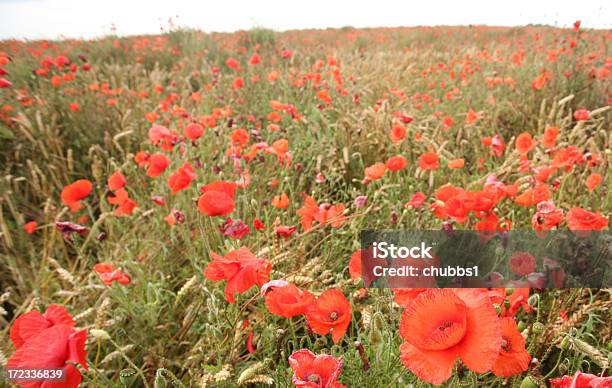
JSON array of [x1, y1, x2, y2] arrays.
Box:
[[354, 341, 370, 371]]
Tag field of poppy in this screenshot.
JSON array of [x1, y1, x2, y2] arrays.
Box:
[[0, 23, 610, 387]]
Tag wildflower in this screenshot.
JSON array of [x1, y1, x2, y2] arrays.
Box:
[[8, 305, 88, 388], [219, 218, 250, 239], [24, 221, 37, 234], [272, 193, 290, 209], [491, 318, 530, 377], [167, 162, 196, 194], [61, 179, 93, 212], [566, 207, 608, 231], [418, 152, 439, 170], [509, 252, 536, 276], [264, 282, 315, 318], [354, 195, 368, 208], [386, 155, 408, 171], [198, 181, 237, 216], [573, 109, 589, 121], [305, 289, 351, 344], [204, 247, 271, 303], [107, 171, 126, 191], [390, 123, 407, 143], [405, 192, 426, 209], [399, 289, 501, 385], [515, 133, 536, 155], [585, 173, 602, 191], [550, 371, 612, 388], [364, 163, 387, 181], [448, 158, 464, 169], [93, 263, 131, 285], [183, 122, 204, 140], [288, 349, 345, 388], [275, 225, 297, 239], [146, 153, 171, 177]]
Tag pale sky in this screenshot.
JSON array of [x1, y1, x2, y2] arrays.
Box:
[[0, 0, 610, 40]]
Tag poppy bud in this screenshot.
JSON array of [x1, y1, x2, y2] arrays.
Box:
[[493, 304, 502, 315], [119, 369, 137, 386], [532, 322, 544, 334], [442, 221, 455, 238], [517, 321, 526, 331], [154, 373, 168, 388], [560, 336, 571, 350], [527, 293, 540, 306], [519, 376, 538, 388], [505, 288, 515, 296]]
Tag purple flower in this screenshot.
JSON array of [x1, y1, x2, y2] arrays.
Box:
[[354, 195, 368, 208]]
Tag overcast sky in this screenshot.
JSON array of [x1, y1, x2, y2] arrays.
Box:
[[0, 0, 610, 40]]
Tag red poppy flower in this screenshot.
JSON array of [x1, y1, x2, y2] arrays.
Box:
[[8, 305, 87, 388], [386, 155, 407, 171], [448, 158, 464, 169], [148, 124, 177, 150], [167, 162, 196, 194], [297, 196, 347, 231], [515, 132, 536, 154], [488, 288, 532, 317], [465, 108, 480, 124], [264, 282, 315, 318], [0, 77, 12, 88], [399, 289, 501, 385], [61, 179, 93, 212], [585, 173, 602, 192], [566, 207, 608, 231], [509, 252, 536, 276], [107, 171, 126, 191], [550, 371, 612, 388], [93, 263, 131, 285], [204, 247, 272, 303], [219, 218, 250, 239], [573, 109, 589, 121], [392, 288, 428, 308], [418, 152, 439, 171], [272, 193, 290, 209], [514, 185, 550, 207], [24, 221, 37, 234], [183, 123, 204, 140], [288, 349, 345, 388], [10, 304, 74, 348], [233, 76, 244, 89], [253, 218, 265, 230], [542, 126, 559, 148], [390, 123, 407, 143], [198, 181, 237, 216], [364, 163, 387, 181], [146, 153, 171, 178], [107, 188, 138, 216], [491, 318, 530, 377], [275, 225, 297, 239], [305, 289, 352, 344], [531, 200, 563, 232], [405, 192, 426, 209], [134, 150, 150, 167]]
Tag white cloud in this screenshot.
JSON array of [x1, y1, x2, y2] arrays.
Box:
[[0, 0, 610, 40]]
